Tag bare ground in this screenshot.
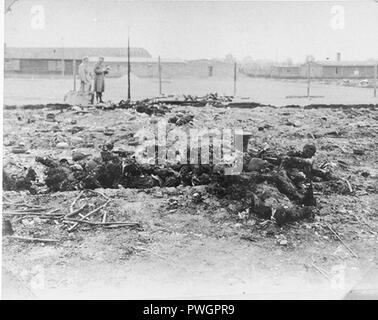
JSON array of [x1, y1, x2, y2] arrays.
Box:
[[2, 103, 378, 299]]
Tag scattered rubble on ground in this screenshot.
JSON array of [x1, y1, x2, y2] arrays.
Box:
[[2, 98, 378, 241], [168, 113, 194, 126], [115, 99, 171, 116], [158, 93, 233, 107], [95, 93, 233, 114]]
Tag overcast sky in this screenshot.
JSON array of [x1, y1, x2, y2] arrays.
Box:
[[4, 0, 378, 62]]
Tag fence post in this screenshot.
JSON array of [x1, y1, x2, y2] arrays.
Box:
[[73, 59, 77, 91], [158, 55, 162, 96], [374, 61, 377, 98], [233, 62, 237, 97], [127, 34, 131, 100], [61, 59, 65, 77], [307, 61, 311, 98]]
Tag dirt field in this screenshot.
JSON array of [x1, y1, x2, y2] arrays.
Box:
[[2, 100, 378, 299]]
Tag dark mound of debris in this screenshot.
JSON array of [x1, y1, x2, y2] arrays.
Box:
[[4, 103, 71, 111], [24, 141, 349, 225], [115, 99, 171, 116], [3, 168, 37, 194], [157, 93, 233, 107], [168, 113, 194, 126]]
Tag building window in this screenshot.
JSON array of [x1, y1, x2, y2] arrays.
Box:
[[208, 66, 213, 77], [5, 59, 20, 71], [48, 60, 63, 71], [335, 67, 338, 74]]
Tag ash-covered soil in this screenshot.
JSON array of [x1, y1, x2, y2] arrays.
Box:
[[2, 103, 378, 299]]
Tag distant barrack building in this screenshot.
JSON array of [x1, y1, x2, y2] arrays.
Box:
[[4, 47, 236, 78], [4, 47, 151, 76], [311, 61, 377, 79], [270, 60, 378, 79]]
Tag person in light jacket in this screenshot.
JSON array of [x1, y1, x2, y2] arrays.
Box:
[[93, 57, 109, 103], [78, 56, 92, 92]]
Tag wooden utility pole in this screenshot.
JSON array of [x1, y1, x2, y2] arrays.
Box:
[[73, 59, 77, 91], [307, 61, 311, 98], [127, 33, 131, 100], [62, 58, 65, 76], [61, 40, 65, 77], [374, 61, 377, 98], [233, 62, 237, 97], [158, 55, 162, 96]]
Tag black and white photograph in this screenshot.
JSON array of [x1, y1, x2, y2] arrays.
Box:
[[1, 0, 378, 301]]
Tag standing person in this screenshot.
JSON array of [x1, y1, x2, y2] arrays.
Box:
[[93, 57, 109, 103], [78, 56, 92, 92]]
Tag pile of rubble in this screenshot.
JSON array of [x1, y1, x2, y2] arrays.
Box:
[[157, 93, 233, 107], [168, 113, 194, 126], [3, 168, 37, 194], [181, 93, 233, 107], [116, 99, 171, 116], [3, 138, 349, 225], [82, 98, 172, 116], [94, 93, 233, 114]]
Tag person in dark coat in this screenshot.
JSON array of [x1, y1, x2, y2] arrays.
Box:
[[93, 57, 109, 103]]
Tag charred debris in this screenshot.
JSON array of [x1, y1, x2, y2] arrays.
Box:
[[3, 95, 363, 227], [4, 137, 348, 226]]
